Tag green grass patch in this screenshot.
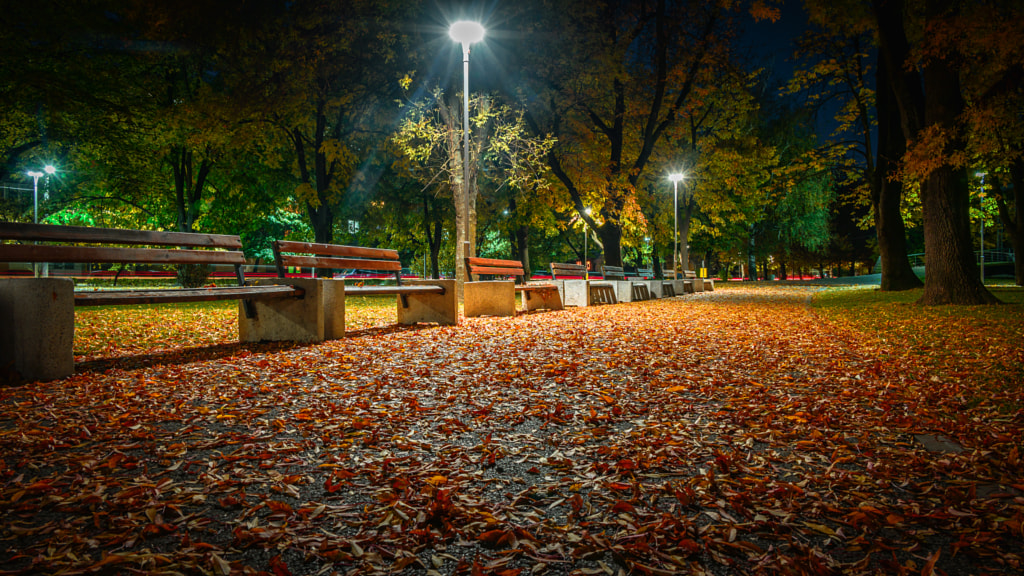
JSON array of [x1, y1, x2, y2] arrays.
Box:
[[812, 285, 1024, 411]]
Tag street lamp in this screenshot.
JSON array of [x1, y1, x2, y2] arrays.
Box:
[[583, 207, 592, 280], [26, 165, 56, 277], [669, 172, 684, 278], [449, 20, 485, 270], [977, 171, 987, 283]]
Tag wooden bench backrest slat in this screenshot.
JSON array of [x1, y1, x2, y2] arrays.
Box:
[[469, 264, 525, 277], [466, 256, 521, 268], [602, 265, 626, 281], [635, 268, 654, 277], [280, 254, 402, 273], [550, 262, 587, 279], [0, 244, 246, 266], [465, 257, 525, 280], [274, 240, 398, 261], [0, 222, 243, 249]]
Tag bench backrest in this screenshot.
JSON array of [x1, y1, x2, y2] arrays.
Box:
[[601, 265, 626, 281], [273, 240, 402, 283], [633, 268, 654, 279], [0, 222, 247, 267], [683, 269, 697, 278], [550, 262, 587, 279], [465, 257, 525, 282]]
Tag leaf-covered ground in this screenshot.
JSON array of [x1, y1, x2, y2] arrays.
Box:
[[1, 286, 1022, 575]]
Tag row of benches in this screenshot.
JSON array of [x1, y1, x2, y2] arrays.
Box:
[[462, 258, 714, 317], [0, 222, 710, 382]]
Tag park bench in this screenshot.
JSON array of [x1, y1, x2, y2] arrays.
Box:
[[463, 257, 563, 317], [0, 222, 309, 382], [272, 240, 456, 330], [601, 264, 651, 302], [631, 267, 675, 298], [549, 262, 617, 306], [682, 269, 714, 292]]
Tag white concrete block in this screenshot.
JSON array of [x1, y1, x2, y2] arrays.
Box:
[[397, 279, 457, 325], [0, 278, 75, 382], [464, 280, 515, 318]]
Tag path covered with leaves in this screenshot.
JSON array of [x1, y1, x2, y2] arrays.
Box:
[[2, 286, 1022, 575]]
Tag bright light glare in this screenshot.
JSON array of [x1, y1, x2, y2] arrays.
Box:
[[44, 165, 56, 174], [449, 21, 485, 45], [584, 207, 592, 215], [669, 172, 684, 183], [27, 171, 43, 178]]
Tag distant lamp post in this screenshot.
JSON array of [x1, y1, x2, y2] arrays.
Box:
[[26, 165, 56, 277], [977, 171, 987, 283], [583, 207, 592, 280], [449, 20, 485, 268], [669, 172, 685, 277]]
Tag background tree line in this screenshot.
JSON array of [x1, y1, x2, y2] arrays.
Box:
[[2, 0, 1020, 302]]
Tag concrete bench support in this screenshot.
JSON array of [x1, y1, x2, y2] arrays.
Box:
[[397, 279, 457, 325], [464, 280, 515, 318], [0, 278, 75, 382], [240, 278, 342, 343], [522, 287, 563, 312]]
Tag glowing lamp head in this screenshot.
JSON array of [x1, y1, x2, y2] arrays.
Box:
[[449, 21, 485, 46], [44, 165, 56, 175], [669, 172, 684, 183], [27, 170, 44, 178]]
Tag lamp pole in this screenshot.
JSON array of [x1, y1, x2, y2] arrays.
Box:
[[669, 173, 684, 278], [978, 171, 987, 283], [26, 165, 56, 277], [583, 208, 591, 280], [449, 21, 485, 277]]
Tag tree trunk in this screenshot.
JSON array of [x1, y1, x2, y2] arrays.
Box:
[[874, 0, 994, 304], [678, 196, 694, 274], [873, 52, 923, 291], [515, 225, 531, 280], [917, 21, 996, 305], [597, 222, 621, 270], [997, 161, 1023, 286], [430, 219, 442, 279], [747, 228, 757, 280]]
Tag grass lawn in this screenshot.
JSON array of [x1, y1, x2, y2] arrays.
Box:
[[812, 285, 1024, 411]]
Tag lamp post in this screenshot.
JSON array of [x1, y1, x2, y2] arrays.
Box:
[[669, 173, 684, 278], [449, 20, 485, 276], [583, 207, 591, 280], [26, 165, 56, 277], [977, 171, 987, 283]]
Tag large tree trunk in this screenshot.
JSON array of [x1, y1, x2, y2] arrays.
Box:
[[873, 0, 994, 304], [873, 53, 923, 291], [596, 222, 621, 270], [917, 18, 996, 305]]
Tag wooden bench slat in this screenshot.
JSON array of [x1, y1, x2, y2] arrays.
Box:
[[277, 254, 402, 272], [550, 262, 587, 279], [516, 284, 557, 291], [73, 285, 304, 307], [0, 244, 246, 265], [345, 285, 445, 296], [468, 265, 525, 276], [466, 256, 522, 268], [275, 240, 398, 261], [0, 222, 243, 249]]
